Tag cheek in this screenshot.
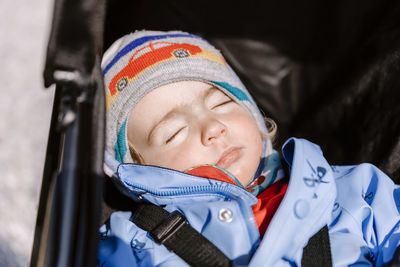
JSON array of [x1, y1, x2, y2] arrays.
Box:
[[227, 113, 263, 184], [144, 141, 203, 172], [167, 146, 198, 171], [232, 113, 262, 146]]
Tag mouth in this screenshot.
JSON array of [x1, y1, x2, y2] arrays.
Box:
[[216, 147, 242, 169]]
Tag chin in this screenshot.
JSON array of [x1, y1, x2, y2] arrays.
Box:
[[231, 162, 258, 186], [233, 172, 252, 187]]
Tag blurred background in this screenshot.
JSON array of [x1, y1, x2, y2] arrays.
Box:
[[1, 0, 399, 266], [0, 0, 54, 265]]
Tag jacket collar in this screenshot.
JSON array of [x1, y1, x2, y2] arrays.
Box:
[[251, 137, 337, 265], [108, 157, 258, 206]]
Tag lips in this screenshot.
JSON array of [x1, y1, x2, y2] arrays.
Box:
[[216, 147, 242, 169]]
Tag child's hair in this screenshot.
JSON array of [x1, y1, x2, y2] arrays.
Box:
[[265, 117, 278, 143], [128, 142, 145, 164], [102, 30, 275, 164]]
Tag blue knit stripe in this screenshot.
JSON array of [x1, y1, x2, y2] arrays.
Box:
[[211, 81, 250, 102], [114, 120, 128, 163], [103, 33, 204, 75]]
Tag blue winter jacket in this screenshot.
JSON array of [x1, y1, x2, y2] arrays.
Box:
[[97, 138, 400, 266]]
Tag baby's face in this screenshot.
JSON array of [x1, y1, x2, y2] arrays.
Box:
[[127, 81, 263, 186]]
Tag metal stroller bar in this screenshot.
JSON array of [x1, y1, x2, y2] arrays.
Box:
[[30, 0, 106, 266]]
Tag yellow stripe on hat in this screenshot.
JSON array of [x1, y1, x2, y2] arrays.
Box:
[[192, 49, 226, 66], [106, 92, 118, 113]]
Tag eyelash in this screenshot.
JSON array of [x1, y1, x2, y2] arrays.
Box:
[[165, 126, 186, 144], [212, 99, 233, 109]]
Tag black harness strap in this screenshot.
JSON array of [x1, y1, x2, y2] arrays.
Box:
[[301, 225, 332, 267], [131, 202, 232, 267], [132, 202, 332, 267]]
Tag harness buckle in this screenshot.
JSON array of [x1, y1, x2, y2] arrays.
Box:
[[150, 211, 187, 244]]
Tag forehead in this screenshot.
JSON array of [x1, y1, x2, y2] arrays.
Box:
[[128, 81, 217, 130]]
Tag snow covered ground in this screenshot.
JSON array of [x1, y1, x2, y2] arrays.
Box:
[[0, 0, 54, 265]]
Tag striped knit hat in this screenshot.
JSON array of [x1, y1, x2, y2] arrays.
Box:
[[102, 30, 272, 164]]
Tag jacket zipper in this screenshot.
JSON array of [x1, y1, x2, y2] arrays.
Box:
[[124, 180, 249, 199]]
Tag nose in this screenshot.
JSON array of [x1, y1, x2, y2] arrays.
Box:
[[201, 117, 227, 146]]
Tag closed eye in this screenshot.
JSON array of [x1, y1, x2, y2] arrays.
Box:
[[165, 126, 186, 144], [212, 99, 234, 109]]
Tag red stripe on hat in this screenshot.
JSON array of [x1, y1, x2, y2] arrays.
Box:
[[108, 42, 202, 96]]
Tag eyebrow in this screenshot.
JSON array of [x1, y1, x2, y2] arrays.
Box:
[[146, 85, 217, 144]]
